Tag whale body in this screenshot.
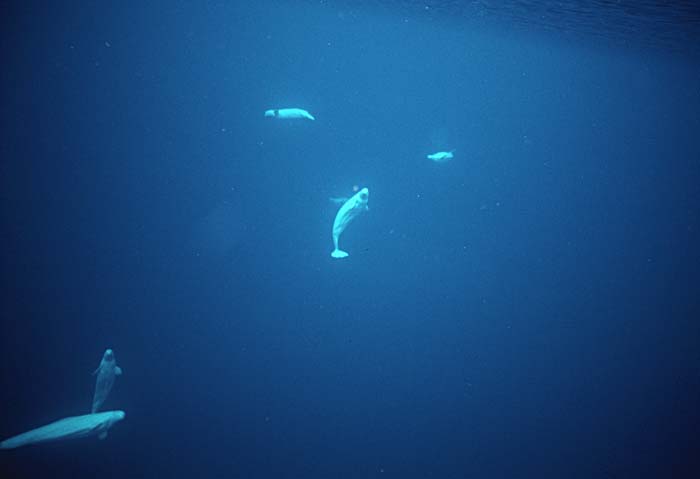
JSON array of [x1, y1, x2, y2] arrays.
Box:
[[427, 150, 455, 163], [92, 349, 122, 413], [264, 108, 315, 120], [0, 410, 125, 449], [331, 188, 369, 258]]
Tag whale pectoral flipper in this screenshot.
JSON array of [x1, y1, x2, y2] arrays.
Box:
[[115, 366, 122, 376]]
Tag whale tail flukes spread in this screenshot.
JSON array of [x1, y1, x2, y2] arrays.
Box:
[[331, 249, 349, 259]]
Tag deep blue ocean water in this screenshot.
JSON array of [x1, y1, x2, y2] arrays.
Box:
[[1, 1, 699, 477]]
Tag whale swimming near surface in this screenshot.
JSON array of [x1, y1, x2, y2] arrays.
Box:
[[331, 187, 369, 259], [92, 349, 122, 413], [0, 410, 125, 449], [427, 150, 455, 163], [264, 108, 315, 120]]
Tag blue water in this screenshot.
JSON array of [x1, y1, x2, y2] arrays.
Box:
[[1, 1, 699, 477]]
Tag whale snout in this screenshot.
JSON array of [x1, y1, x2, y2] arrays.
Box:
[[113, 411, 125, 421], [104, 349, 114, 359]]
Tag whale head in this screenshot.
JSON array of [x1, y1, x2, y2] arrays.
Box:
[[103, 349, 114, 361], [351, 187, 369, 212], [357, 188, 369, 203], [99, 410, 126, 434]]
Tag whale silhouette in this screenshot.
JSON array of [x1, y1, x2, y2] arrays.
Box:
[[0, 410, 125, 449], [331, 188, 369, 258], [92, 349, 122, 413], [264, 108, 315, 120], [427, 150, 455, 163]]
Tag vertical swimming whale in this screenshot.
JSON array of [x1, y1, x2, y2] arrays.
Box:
[[331, 187, 369, 258], [92, 349, 122, 413]]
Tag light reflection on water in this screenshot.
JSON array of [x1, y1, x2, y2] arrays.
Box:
[[367, 0, 700, 55]]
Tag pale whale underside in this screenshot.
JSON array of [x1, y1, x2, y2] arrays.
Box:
[[0, 410, 125, 450]]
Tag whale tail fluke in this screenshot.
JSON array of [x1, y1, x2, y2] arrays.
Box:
[[331, 249, 349, 259]]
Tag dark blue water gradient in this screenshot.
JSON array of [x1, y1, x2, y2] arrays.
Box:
[[1, 2, 699, 478]]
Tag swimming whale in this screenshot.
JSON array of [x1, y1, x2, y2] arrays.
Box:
[[427, 150, 455, 163], [92, 349, 122, 413], [331, 187, 369, 259], [264, 108, 315, 120], [0, 410, 125, 449]]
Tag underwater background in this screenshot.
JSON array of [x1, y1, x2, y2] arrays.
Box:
[[1, 1, 699, 477]]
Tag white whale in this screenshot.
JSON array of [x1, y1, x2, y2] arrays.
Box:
[[92, 349, 122, 413], [427, 150, 455, 163], [331, 188, 369, 259], [264, 108, 315, 120], [0, 410, 125, 449]]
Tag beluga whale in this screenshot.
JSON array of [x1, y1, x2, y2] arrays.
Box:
[[427, 150, 455, 163], [92, 349, 122, 413], [264, 108, 315, 120], [331, 187, 369, 259], [0, 410, 125, 449]]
